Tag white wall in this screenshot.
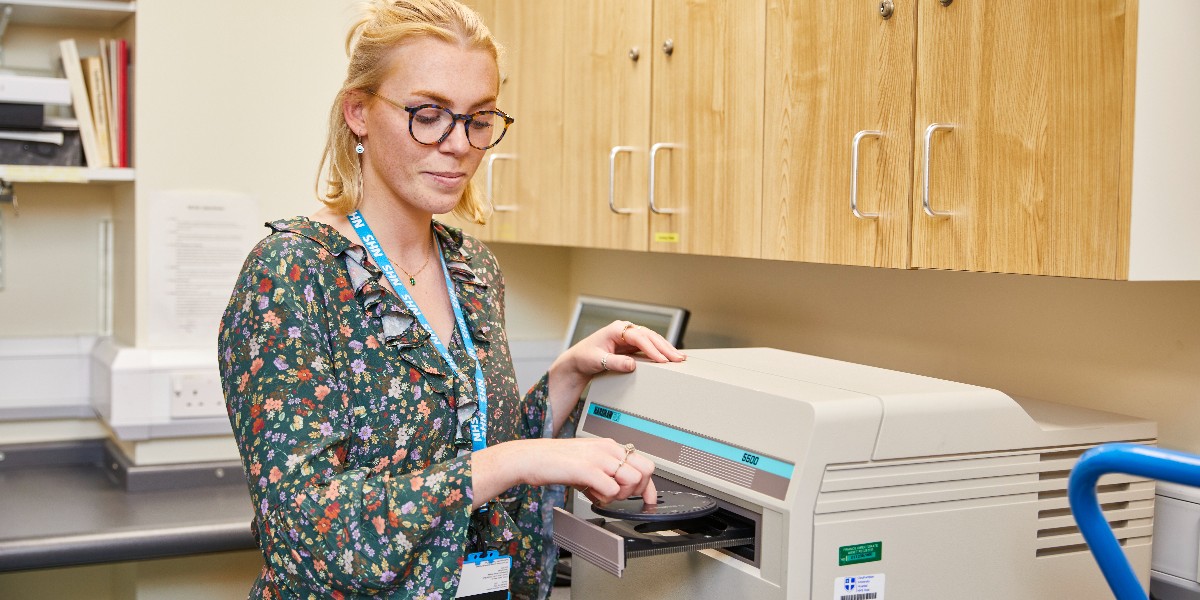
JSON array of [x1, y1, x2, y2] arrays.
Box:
[[123, 0, 358, 346], [0, 186, 112, 336]]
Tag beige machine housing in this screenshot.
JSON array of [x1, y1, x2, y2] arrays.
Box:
[[560, 348, 1157, 599]]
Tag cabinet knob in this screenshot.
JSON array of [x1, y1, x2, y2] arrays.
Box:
[[879, 0, 894, 20], [662, 39, 674, 56], [629, 47, 640, 62], [940, 0, 953, 6]]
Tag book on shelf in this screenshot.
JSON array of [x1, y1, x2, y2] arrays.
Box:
[[57, 37, 131, 169], [84, 55, 112, 168], [58, 38, 102, 168], [115, 39, 129, 168], [98, 40, 129, 169]]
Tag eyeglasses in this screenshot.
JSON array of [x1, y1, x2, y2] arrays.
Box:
[[368, 90, 514, 150]]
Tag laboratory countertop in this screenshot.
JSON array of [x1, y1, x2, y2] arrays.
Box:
[[0, 439, 256, 572]]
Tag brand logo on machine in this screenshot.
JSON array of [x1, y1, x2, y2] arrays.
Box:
[[590, 405, 619, 422]]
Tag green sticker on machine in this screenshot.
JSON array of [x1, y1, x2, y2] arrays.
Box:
[[838, 541, 882, 566]]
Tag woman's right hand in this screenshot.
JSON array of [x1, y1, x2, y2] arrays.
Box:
[[471, 437, 657, 509]]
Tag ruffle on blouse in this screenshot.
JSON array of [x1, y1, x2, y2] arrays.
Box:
[[267, 217, 497, 451]]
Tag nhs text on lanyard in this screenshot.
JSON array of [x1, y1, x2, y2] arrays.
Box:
[[348, 211, 489, 452]]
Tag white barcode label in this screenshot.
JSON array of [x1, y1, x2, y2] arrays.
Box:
[[835, 573, 885, 600]]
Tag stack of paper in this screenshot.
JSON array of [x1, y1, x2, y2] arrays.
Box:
[[0, 72, 80, 166]]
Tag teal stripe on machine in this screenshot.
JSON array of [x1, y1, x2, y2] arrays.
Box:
[[589, 404, 794, 479]]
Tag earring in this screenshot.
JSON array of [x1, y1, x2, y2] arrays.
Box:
[[355, 139, 365, 154]]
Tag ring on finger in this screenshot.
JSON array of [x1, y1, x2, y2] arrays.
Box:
[[619, 322, 639, 344], [601, 352, 611, 371]]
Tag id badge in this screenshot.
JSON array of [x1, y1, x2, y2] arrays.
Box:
[[455, 550, 511, 600]]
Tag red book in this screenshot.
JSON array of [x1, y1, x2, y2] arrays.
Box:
[[116, 39, 128, 168]]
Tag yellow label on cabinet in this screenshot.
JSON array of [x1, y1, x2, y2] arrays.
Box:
[[653, 232, 680, 243]]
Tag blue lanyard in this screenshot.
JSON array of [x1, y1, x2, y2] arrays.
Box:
[[348, 211, 489, 451]]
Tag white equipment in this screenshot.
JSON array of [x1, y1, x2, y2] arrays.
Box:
[[555, 348, 1157, 599], [1151, 482, 1200, 599]]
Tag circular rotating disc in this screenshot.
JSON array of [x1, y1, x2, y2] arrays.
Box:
[[591, 490, 718, 522]]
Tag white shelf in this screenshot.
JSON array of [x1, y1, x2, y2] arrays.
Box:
[[0, 164, 133, 183], [4, 0, 135, 29]]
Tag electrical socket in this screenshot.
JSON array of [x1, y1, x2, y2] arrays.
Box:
[[169, 372, 226, 419]]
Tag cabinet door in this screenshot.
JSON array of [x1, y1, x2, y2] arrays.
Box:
[[450, 0, 564, 244], [448, 0, 496, 240], [911, 0, 1128, 278], [762, 0, 915, 268], [561, 0, 652, 251], [650, 0, 765, 257], [483, 0, 565, 245]]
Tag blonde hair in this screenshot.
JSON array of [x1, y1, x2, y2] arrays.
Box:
[[316, 0, 501, 223]]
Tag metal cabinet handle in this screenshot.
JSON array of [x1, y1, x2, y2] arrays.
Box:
[[486, 153, 518, 212], [608, 146, 638, 214], [851, 130, 882, 220], [921, 123, 954, 218], [648, 142, 682, 214]]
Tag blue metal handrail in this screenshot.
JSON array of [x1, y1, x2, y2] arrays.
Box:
[[1068, 443, 1200, 600]]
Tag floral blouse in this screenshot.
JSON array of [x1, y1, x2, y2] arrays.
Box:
[[218, 217, 575, 599]]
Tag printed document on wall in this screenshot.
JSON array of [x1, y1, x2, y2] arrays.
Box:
[[146, 191, 260, 348]]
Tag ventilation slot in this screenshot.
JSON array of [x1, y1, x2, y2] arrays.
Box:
[[1039, 501, 1129, 520], [1033, 444, 1150, 559], [1038, 541, 1108, 558], [1035, 535, 1145, 558], [1039, 449, 1087, 463], [1038, 482, 1129, 501]]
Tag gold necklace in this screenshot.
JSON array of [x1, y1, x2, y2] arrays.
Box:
[[398, 236, 436, 285], [397, 242, 433, 286]]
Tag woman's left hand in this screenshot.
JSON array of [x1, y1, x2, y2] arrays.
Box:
[[546, 320, 686, 434], [589, 320, 686, 374]]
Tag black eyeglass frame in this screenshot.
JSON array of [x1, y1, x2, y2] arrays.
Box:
[[367, 90, 515, 151]]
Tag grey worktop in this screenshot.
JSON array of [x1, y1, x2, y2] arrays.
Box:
[[0, 439, 256, 572]]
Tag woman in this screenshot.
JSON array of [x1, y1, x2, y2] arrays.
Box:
[[217, 0, 685, 598]]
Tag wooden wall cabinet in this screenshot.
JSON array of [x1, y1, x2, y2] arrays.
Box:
[[909, 0, 1127, 278], [763, 0, 915, 269], [451, 0, 565, 246], [560, 0, 765, 258], [765, 0, 1200, 280]]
